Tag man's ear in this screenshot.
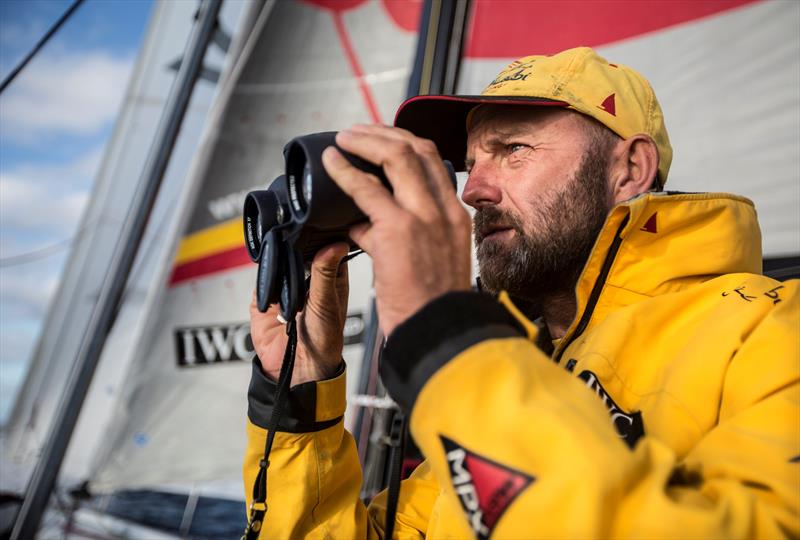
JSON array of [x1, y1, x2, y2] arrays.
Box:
[[608, 134, 659, 204]]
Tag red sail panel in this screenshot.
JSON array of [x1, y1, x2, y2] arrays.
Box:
[[465, 0, 760, 58]]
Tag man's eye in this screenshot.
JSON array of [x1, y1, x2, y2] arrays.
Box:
[[508, 143, 527, 154]]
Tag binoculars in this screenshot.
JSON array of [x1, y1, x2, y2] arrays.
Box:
[[243, 131, 455, 321]]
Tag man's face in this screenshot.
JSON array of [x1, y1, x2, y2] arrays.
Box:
[[462, 106, 614, 304]]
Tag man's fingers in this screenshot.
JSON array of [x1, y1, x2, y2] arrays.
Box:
[[344, 124, 458, 210], [307, 241, 349, 319], [348, 222, 372, 253], [309, 242, 349, 288], [311, 242, 349, 277], [377, 124, 469, 230], [250, 289, 283, 345], [335, 129, 442, 218], [322, 146, 400, 222]]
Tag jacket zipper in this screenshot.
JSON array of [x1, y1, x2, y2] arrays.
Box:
[[554, 215, 630, 364]]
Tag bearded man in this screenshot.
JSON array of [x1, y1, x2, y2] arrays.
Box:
[[244, 47, 799, 538]]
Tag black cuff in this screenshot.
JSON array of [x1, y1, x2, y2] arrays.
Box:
[[247, 357, 344, 433], [381, 291, 525, 414]]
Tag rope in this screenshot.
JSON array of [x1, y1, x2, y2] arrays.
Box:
[[0, 0, 86, 94]]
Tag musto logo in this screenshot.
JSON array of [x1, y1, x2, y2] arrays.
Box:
[[441, 436, 534, 539], [174, 313, 365, 367]]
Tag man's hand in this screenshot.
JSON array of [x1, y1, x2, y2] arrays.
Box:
[[322, 124, 472, 337], [250, 242, 349, 386]]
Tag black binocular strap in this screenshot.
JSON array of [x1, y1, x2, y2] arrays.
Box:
[[243, 320, 298, 540], [383, 411, 407, 539]]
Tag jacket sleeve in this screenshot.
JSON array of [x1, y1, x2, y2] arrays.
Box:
[[243, 358, 437, 539], [380, 289, 800, 539]]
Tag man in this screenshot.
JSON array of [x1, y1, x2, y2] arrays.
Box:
[[245, 47, 799, 538]]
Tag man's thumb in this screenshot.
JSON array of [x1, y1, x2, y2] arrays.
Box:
[[307, 242, 349, 308]]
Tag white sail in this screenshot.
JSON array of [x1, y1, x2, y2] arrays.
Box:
[[88, 0, 422, 493], [1, 0, 251, 494], [457, 0, 799, 257]]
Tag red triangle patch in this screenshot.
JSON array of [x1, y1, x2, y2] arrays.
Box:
[[441, 436, 535, 538], [640, 212, 658, 233], [598, 93, 616, 116]]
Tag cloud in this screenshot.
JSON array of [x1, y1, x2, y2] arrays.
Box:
[[0, 269, 55, 423], [0, 179, 88, 234], [0, 15, 47, 62], [0, 146, 101, 243], [0, 51, 133, 140], [0, 264, 60, 319], [0, 144, 101, 347], [0, 3, 53, 66]]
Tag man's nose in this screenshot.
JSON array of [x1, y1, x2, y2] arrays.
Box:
[[461, 165, 502, 209]]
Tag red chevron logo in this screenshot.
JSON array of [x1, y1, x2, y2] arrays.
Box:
[[598, 93, 616, 116], [640, 212, 658, 233], [441, 436, 535, 539]]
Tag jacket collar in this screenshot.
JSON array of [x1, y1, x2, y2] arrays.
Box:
[[554, 192, 761, 360]]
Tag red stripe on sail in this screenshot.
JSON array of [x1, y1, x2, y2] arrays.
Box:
[[465, 0, 760, 58], [332, 10, 383, 123], [169, 246, 252, 286]]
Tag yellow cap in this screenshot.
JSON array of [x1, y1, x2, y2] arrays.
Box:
[[395, 47, 672, 186]]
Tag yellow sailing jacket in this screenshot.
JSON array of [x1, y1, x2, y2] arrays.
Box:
[[244, 192, 800, 538]]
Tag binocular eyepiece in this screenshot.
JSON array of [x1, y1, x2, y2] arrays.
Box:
[[243, 131, 455, 321]]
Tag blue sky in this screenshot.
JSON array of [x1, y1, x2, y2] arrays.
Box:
[[0, 0, 154, 422]]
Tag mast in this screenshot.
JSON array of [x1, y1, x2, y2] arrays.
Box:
[[407, 0, 470, 96], [10, 1, 224, 537], [356, 0, 471, 495]]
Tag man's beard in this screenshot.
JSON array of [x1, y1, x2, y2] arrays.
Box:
[[474, 145, 612, 309]]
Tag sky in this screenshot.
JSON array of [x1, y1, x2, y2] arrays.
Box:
[[0, 0, 154, 423]]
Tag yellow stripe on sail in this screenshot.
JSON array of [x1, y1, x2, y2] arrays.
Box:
[[174, 218, 243, 265]]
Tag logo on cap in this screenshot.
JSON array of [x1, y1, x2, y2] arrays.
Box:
[[598, 93, 616, 116]]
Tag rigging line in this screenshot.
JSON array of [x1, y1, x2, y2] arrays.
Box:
[[0, 215, 102, 268], [0, 237, 74, 268], [0, 188, 181, 268], [0, 0, 86, 95]]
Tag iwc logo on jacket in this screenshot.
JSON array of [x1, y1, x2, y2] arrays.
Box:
[[441, 436, 535, 539], [578, 370, 645, 447]]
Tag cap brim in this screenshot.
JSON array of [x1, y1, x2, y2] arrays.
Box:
[[394, 95, 566, 171]]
